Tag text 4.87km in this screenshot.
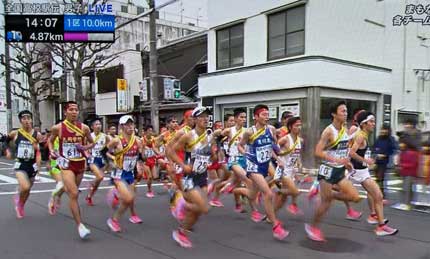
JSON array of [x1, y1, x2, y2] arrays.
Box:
[[30, 32, 63, 41]]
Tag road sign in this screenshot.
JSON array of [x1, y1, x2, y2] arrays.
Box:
[[139, 80, 149, 102], [117, 79, 129, 112]]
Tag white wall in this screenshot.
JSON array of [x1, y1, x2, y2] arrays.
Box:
[[207, 0, 298, 29], [205, 0, 430, 129], [200, 58, 390, 97], [95, 51, 142, 116]]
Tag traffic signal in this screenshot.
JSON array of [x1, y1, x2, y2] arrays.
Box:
[[173, 79, 181, 99], [174, 89, 181, 98]]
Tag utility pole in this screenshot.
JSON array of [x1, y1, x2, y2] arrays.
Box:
[[3, 0, 13, 132], [149, 0, 159, 133]]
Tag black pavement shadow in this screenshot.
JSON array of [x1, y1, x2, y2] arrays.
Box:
[[299, 237, 364, 253]]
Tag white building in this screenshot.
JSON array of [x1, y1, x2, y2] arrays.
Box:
[[198, 0, 430, 166], [95, 0, 205, 128]]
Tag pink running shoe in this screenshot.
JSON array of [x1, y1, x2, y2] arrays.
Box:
[[85, 196, 94, 206], [308, 185, 319, 201], [146, 191, 155, 198], [55, 196, 61, 209], [375, 224, 398, 236], [48, 197, 57, 216], [172, 229, 192, 248], [273, 222, 289, 240], [251, 210, 263, 223], [287, 204, 303, 216], [107, 218, 121, 232], [234, 204, 246, 213], [209, 199, 224, 207], [221, 182, 234, 194], [129, 215, 143, 224], [346, 208, 362, 221], [14, 195, 24, 219], [305, 223, 326, 242]]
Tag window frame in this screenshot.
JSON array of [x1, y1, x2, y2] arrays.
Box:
[[267, 5, 305, 61], [216, 23, 244, 70]]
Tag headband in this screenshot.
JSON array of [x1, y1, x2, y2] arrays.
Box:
[[254, 108, 268, 116], [360, 115, 375, 125]]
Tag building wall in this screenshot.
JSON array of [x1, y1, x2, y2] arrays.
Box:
[[96, 11, 205, 117], [95, 51, 142, 116], [200, 58, 391, 96], [203, 0, 430, 131]]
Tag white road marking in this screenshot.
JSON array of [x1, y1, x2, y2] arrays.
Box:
[[0, 183, 163, 195]]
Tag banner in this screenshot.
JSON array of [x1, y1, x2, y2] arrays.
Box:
[[116, 79, 129, 112]]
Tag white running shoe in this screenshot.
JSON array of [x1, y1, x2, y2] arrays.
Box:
[[78, 223, 91, 239]]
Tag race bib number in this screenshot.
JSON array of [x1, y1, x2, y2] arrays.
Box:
[[111, 169, 122, 180], [145, 149, 155, 158], [256, 145, 272, 163], [92, 148, 103, 158], [229, 144, 239, 157], [334, 149, 348, 159], [192, 155, 210, 174], [57, 156, 70, 169], [123, 156, 137, 171], [174, 163, 183, 175], [182, 176, 194, 191], [246, 160, 258, 172], [274, 166, 284, 180], [287, 155, 299, 168], [159, 146, 165, 154], [228, 156, 239, 164], [17, 143, 34, 159], [14, 162, 21, 170], [318, 164, 333, 179], [223, 142, 229, 152], [62, 143, 81, 159]]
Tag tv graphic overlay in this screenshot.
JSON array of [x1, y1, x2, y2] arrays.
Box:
[[4, 2, 115, 43]]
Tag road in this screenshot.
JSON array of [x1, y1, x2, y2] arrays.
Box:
[[0, 158, 429, 259]]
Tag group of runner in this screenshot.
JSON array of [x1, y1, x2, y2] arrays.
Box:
[[4, 100, 398, 248]]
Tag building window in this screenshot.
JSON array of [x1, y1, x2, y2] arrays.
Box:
[[216, 23, 244, 69], [268, 5, 305, 60], [137, 6, 145, 14], [121, 5, 128, 13]]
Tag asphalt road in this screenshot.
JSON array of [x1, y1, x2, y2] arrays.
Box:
[[0, 158, 429, 259]]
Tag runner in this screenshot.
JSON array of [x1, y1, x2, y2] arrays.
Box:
[[305, 100, 361, 242], [108, 124, 118, 138], [273, 116, 303, 216], [277, 111, 294, 139], [238, 104, 289, 240], [5, 110, 42, 219], [155, 116, 180, 185], [85, 118, 110, 206], [168, 106, 218, 248], [142, 125, 158, 198], [208, 113, 235, 207], [348, 111, 398, 236], [106, 115, 144, 232], [165, 110, 195, 221], [308, 109, 364, 221], [49, 101, 95, 239], [48, 133, 64, 215], [219, 108, 252, 213]]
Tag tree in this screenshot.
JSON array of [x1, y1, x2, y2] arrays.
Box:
[[50, 42, 118, 120], [49, 0, 119, 120], [0, 42, 54, 128]]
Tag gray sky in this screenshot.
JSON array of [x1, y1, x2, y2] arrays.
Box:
[[156, 0, 208, 28]]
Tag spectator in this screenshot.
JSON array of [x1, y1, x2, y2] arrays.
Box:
[[374, 124, 398, 200], [392, 118, 422, 211]]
